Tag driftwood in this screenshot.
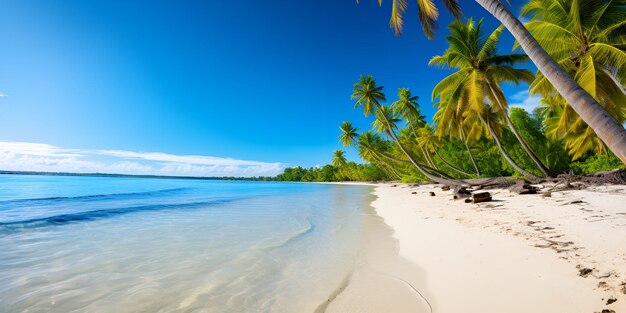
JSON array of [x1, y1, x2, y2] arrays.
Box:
[[462, 177, 517, 189], [452, 186, 472, 199], [428, 169, 626, 190], [464, 192, 492, 203], [509, 180, 541, 194]]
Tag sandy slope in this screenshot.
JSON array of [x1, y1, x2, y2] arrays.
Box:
[[327, 182, 625, 313]]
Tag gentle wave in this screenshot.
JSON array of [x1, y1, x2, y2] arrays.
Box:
[[0, 188, 189, 207], [0, 175, 373, 313], [0, 197, 242, 233], [257, 217, 316, 251]]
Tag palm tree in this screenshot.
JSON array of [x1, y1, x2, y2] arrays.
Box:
[[332, 150, 348, 167], [357, 132, 405, 178], [353, 76, 463, 184], [390, 88, 437, 167], [479, 106, 541, 180], [358, 0, 626, 164], [391, 88, 426, 131], [430, 19, 551, 177], [370, 103, 462, 184], [519, 0, 626, 159], [433, 97, 481, 175], [436, 86, 540, 180], [351, 75, 462, 184], [339, 122, 403, 178], [416, 124, 472, 177], [352, 75, 386, 117], [539, 96, 609, 159], [339, 121, 359, 147]]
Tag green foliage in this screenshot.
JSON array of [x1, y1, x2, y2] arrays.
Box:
[[429, 18, 553, 180], [471, 139, 513, 178], [521, 0, 626, 158], [436, 140, 479, 177], [570, 153, 625, 175], [400, 175, 421, 184], [277, 105, 620, 182], [274, 162, 389, 182]]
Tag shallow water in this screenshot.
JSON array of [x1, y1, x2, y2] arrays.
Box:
[[0, 175, 373, 313]]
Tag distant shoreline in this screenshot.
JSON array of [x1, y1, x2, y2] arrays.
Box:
[[0, 170, 274, 182]]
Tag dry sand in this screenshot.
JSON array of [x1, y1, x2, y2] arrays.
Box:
[[326, 183, 626, 313]]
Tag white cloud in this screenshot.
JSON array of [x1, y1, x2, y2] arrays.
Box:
[[0, 141, 285, 177], [0, 141, 83, 158], [0, 92, 7, 97], [509, 90, 542, 112], [98, 150, 271, 166]]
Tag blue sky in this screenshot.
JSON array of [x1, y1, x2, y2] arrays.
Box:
[[0, 0, 534, 176]]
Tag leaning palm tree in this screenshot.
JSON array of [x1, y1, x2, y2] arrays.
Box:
[[391, 88, 426, 131], [339, 123, 403, 178], [430, 19, 551, 177], [357, 132, 405, 178], [371, 104, 462, 184], [352, 75, 464, 184], [416, 124, 472, 177], [352, 75, 386, 117], [433, 74, 540, 180], [478, 106, 541, 180], [391, 88, 435, 167], [358, 0, 626, 164], [433, 97, 481, 175], [339, 121, 359, 147], [519, 0, 626, 159], [332, 150, 348, 167], [539, 96, 609, 160]]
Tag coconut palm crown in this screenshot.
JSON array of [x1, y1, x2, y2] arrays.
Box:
[[519, 0, 626, 159], [351, 75, 386, 117], [356, 0, 462, 38], [332, 150, 348, 167], [430, 18, 550, 177]]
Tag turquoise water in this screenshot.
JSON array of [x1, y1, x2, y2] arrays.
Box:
[[0, 175, 373, 312]]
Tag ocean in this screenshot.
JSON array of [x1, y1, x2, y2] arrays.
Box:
[[0, 174, 374, 313]]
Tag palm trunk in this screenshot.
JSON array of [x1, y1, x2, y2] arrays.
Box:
[[375, 149, 455, 179], [475, 0, 626, 165], [421, 146, 436, 168], [485, 79, 551, 177], [370, 150, 403, 179], [386, 128, 464, 185], [358, 145, 401, 179], [503, 113, 551, 175], [481, 116, 540, 181], [410, 124, 435, 168], [426, 150, 438, 170], [460, 127, 481, 176], [434, 150, 472, 177], [374, 105, 463, 185], [378, 158, 403, 179]]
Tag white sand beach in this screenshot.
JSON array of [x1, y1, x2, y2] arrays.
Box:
[[327, 183, 626, 313]]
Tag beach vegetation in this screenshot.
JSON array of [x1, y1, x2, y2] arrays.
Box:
[[275, 1, 626, 183], [430, 18, 550, 178], [359, 0, 626, 165], [519, 0, 626, 160]]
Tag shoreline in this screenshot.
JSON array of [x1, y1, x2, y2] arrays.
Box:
[[324, 187, 432, 313], [324, 182, 626, 313]]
